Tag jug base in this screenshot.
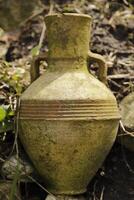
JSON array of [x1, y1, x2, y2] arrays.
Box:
[[47, 188, 86, 195], [45, 194, 86, 200]]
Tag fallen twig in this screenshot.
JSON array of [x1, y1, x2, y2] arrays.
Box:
[[0, 157, 5, 162], [92, 180, 98, 200], [48, 0, 54, 15], [100, 186, 105, 200], [27, 175, 56, 199], [108, 79, 121, 89], [119, 120, 134, 137], [38, 22, 46, 50], [108, 74, 130, 79]]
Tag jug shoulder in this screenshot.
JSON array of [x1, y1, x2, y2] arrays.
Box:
[[21, 71, 116, 103]]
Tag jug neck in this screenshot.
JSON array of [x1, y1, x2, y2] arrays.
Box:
[[45, 13, 92, 62], [47, 56, 88, 72]]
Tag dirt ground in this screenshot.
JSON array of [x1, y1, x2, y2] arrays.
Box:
[[0, 0, 134, 200]]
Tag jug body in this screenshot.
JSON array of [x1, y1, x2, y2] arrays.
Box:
[[19, 13, 120, 195]]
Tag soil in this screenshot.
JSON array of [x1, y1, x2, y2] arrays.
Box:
[[0, 0, 134, 200]]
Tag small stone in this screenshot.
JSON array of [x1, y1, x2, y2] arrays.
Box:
[[120, 92, 134, 130], [119, 92, 134, 151], [1, 153, 38, 182]]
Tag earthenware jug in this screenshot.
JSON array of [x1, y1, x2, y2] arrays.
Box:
[[19, 13, 120, 199]]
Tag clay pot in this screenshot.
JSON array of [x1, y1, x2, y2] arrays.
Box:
[[19, 13, 120, 196]]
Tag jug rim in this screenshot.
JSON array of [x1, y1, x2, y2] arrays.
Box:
[[45, 13, 92, 20]]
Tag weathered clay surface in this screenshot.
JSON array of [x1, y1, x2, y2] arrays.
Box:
[[19, 119, 119, 194]]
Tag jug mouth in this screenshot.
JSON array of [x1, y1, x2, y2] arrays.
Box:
[[45, 13, 92, 20]]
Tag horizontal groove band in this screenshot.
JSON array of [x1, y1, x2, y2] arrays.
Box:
[[19, 100, 120, 120], [20, 110, 118, 114], [20, 99, 116, 104], [19, 116, 119, 120]]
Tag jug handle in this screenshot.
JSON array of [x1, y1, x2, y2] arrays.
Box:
[[88, 51, 107, 85], [30, 52, 48, 83]]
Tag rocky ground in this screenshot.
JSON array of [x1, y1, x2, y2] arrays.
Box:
[[0, 0, 134, 199]]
